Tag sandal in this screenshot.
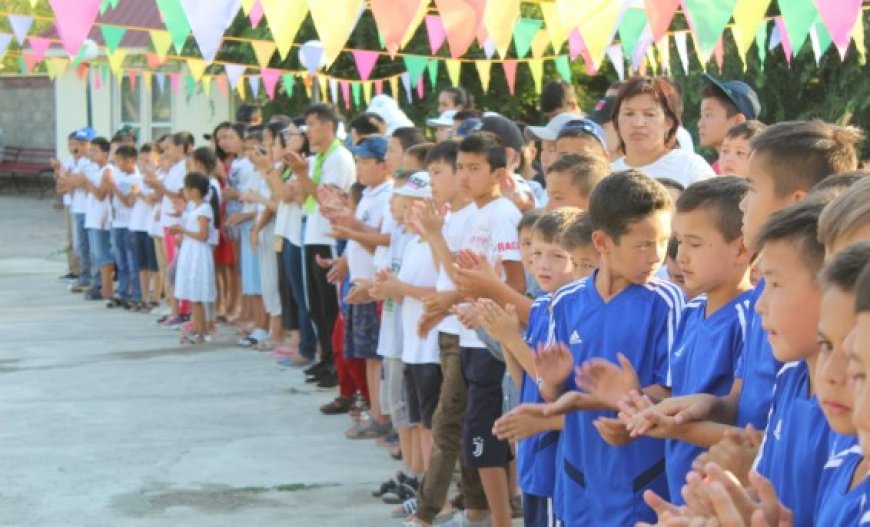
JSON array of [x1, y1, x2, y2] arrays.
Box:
[[371, 477, 399, 498], [253, 339, 276, 351], [181, 332, 204, 345], [391, 497, 417, 518], [382, 479, 417, 505]]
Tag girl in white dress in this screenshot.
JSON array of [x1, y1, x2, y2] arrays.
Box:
[[170, 172, 218, 344]]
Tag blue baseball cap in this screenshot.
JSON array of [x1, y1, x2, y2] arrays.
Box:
[[556, 118, 608, 150], [456, 118, 482, 137], [73, 127, 96, 142], [702, 74, 761, 120], [350, 135, 388, 161]]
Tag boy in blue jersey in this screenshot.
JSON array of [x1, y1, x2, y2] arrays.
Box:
[[850, 263, 870, 526], [619, 176, 753, 502], [533, 170, 684, 526], [474, 208, 589, 527]]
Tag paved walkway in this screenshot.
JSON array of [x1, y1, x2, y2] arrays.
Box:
[[0, 195, 406, 526]]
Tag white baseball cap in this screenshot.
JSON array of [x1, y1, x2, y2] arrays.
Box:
[[524, 112, 585, 141], [426, 110, 457, 128], [393, 171, 432, 199]]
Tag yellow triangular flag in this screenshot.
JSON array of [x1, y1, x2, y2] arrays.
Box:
[[531, 29, 550, 58], [305, 83, 312, 98], [30, 0, 38, 7], [251, 40, 277, 68], [541, 1, 568, 53], [317, 75, 329, 102], [237, 77, 247, 99], [240, 0, 256, 15], [149, 30, 173, 59], [107, 49, 128, 78], [853, 13, 866, 64], [558, 0, 621, 70], [445, 59, 461, 87], [389, 75, 399, 99], [363, 80, 373, 104], [142, 70, 153, 91], [528, 58, 543, 93], [186, 58, 207, 82], [201, 74, 212, 97], [474, 60, 491, 91], [484, 0, 519, 58], [399, 0, 429, 49], [645, 46, 658, 74], [45, 57, 67, 80], [656, 36, 671, 75], [731, 0, 771, 69], [309, 0, 364, 67], [261, 0, 308, 60]]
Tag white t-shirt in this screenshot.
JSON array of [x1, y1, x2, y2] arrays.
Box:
[[458, 197, 522, 348], [159, 160, 187, 228], [273, 166, 303, 246], [84, 163, 113, 230], [303, 146, 356, 247], [148, 202, 164, 237], [434, 203, 478, 335], [111, 169, 142, 229], [611, 149, 715, 188], [346, 180, 392, 281], [376, 226, 414, 359], [129, 173, 156, 233], [60, 156, 76, 207], [70, 156, 93, 214], [399, 235, 440, 364]]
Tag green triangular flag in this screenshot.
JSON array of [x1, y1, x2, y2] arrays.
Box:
[[185, 74, 196, 96], [377, 30, 385, 50], [813, 17, 832, 55], [426, 59, 439, 87], [683, 0, 737, 61], [100, 25, 126, 54], [755, 22, 767, 68], [403, 56, 428, 88], [513, 18, 542, 59], [351, 82, 361, 107], [618, 9, 648, 56], [17, 55, 26, 74], [71, 43, 90, 66], [100, 62, 109, 82], [155, 0, 191, 53], [778, 0, 817, 55], [110, 0, 120, 7], [281, 73, 294, 98], [554, 55, 571, 83], [99, 0, 111, 15]]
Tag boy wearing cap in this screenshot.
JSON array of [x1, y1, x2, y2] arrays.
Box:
[[698, 74, 761, 170], [554, 118, 609, 160], [426, 110, 457, 142], [61, 128, 97, 292], [524, 112, 584, 176]]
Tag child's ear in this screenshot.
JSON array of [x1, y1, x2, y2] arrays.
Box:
[[592, 230, 611, 254], [733, 236, 752, 266]]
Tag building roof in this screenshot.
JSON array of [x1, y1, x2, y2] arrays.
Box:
[[41, 1, 165, 50]]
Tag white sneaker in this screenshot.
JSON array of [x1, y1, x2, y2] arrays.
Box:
[[434, 511, 491, 527], [152, 304, 171, 317]]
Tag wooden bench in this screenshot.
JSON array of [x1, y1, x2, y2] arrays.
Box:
[[0, 146, 56, 197]]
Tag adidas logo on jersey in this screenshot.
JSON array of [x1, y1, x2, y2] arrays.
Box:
[[774, 418, 783, 441], [569, 331, 582, 345], [673, 346, 686, 359]]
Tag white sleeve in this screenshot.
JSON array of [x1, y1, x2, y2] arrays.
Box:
[[321, 150, 356, 191], [490, 203, 522, 263]]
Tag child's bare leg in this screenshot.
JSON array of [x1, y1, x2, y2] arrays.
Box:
[[269, 315, 283, 342], [366, 359, 385, 422], [191, 302, 206, 334], [410, 426, 425, 475], [420, 427, 433, 472], [479, 467, 511, 527], [398, 426, 415, 474], [100, 264, 114, 298]]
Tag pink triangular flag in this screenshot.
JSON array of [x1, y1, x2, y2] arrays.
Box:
[[93, 68, 102, 90], [416, 78, 424, 99], [48, 0, 102, 57], [215, 74, 229, 97], [644, 0, 681, 42], [27, 36, 52, 62], [375, 79, 384, 95], [249, 0, 264, 28], [146, 53, 163, 69], [127, 70, 138, 90], [434, 0, 486, 58], [22, 51, 40, 73], [813, 0, 862, 56], [502, 60, 517, 94], [180, 0, 240, 64], [170, 73, 180, 94], [224, 63, 245, 89], [775, 16, 794, 64], [351, 49, 379, 81], [713, 35, 724, 72], [424, 15, 447, 54], [8, 15, 34, 45], [340, 80, 351, 108], [568, 28, 585, 60], [260, 67, 280, 100]]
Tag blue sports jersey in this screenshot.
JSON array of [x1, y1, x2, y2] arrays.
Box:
[[735, 280, 784, 428], [815, 437, 868, 526], [753, 361, 833, 527], [666, 291, 752, 503], [549, 273, 685, 527], [518, 293, 559, 499]]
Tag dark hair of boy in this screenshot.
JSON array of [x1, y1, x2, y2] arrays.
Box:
[[755, 200, 826, 276], [266, 121, 286, 142], [350, 181, 365, 206], [192, 146, 217, 174], [547, 152, 610, 198], [349, 112, 386, 137], [394, 170, 413, 183], [424, 139, 459, 168], [458, 132, 507, 170], [303, 103, 340, 130], [172, 131, 195, 153], [392, 126, 427, 151], [807, 169, 870, 204], [535, 207, 584, 245], [701, 84, 740, 117], [749, 120, 863, 196], [267, 114, 292, 127], [235, 104, 262, 125], [657, 178, 686, 194], [818, 175, 870, 248], [667, 236, 679, 260], [91, 137, 111, 153], [110, 134, 125, 145], [67, 131, 79, 139], [540, 80, 576, 114], [140, 142, 153, 154], [561, 212, 594, 251], [518, 209, 543, 232], [184, 171, 220, 226], [441, 86, 473, 110], [855, 261, 870, 313], [820, 241, 870, 292], [454, 109, 483, 120], [245, 126, 265, 143], [588, 169, 673, 242], [405, 142, 435, 167], [676, 176, 748, 242], [726, 120, 767, 140], [115, 145, 138, 160]]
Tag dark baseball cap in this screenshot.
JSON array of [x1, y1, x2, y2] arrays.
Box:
[[479, 114, 524, 152], [557, 118, 608, 150], [589, 96, 616, 125], [350, 135, 388, 161], [702, 74, 761, 120]]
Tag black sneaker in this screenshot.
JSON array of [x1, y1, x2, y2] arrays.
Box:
[[316, 370, 338, 389], [303, 361, 325, 377], [59, 273, 79, 281]]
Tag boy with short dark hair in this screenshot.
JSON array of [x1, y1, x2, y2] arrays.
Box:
[[544, 153, 610, 211], [719, 120, 767, 177], [535, 170, 684, 526], [106, 144, 143, 308], [698, 74, 760, 156]]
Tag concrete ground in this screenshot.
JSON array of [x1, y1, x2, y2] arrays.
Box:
[[0, 194, 417, 526]]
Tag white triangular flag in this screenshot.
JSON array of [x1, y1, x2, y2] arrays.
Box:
[[606, 44, 624, 80], [674, 31, 689, 75]]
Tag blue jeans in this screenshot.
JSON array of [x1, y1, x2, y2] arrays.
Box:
[[73, 213, 92, 286], [282, 239, 316, 359], [112, 227, 141, 301], [87, 228, 113, 290]]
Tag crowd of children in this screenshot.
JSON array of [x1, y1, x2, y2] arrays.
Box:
[[52, 75, 870, 527]]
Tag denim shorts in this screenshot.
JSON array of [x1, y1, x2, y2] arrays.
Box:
[[87, 228, 113, 267]]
